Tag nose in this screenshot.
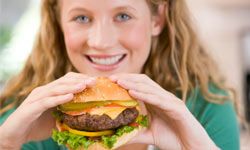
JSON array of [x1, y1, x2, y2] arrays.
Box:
[[87, 20, 116, 50]]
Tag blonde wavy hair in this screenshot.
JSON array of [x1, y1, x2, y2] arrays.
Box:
[[0, 0, 236, 115]]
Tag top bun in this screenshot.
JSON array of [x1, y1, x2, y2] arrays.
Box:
[[72, 77, 133, 103]]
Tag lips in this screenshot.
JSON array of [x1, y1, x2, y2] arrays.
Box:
[[87, 54, 125, 65], [85, 54, 126, 71]]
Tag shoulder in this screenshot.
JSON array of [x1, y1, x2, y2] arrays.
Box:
[[186, 83, 236, 118], [186, 84, 240, 150]]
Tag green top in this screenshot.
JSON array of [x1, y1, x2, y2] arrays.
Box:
[[0, 85, 240, 150], [186, 85, 239, 150]]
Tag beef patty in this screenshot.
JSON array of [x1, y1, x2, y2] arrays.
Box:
[[62, 107, 139, 131]]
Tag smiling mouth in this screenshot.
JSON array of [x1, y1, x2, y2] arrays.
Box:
[[86, 54, 126, 66]]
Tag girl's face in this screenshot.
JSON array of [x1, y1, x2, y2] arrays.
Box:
[[60, 0, 162, 76]]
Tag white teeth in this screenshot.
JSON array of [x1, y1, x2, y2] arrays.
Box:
[[89, 55, 124, 65]]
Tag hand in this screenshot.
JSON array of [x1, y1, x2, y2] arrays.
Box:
[[109, 74, 218, 150], [0, 72, 96, 149]]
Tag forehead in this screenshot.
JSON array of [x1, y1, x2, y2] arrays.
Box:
[[59, 0, 149, 12]]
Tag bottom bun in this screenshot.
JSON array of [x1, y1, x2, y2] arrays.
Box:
[[112, 128, 140, 149], [70, 143, 108, 150]]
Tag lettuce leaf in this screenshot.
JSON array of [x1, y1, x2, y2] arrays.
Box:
[[52, 115, 148, 149], [101, 135, 118, 149], [136, 115, 148, 127], [52, 130, 93, 150], [102, 126, 135, 148]]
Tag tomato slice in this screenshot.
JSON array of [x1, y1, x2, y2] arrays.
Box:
[[129, 122, 139, 127]]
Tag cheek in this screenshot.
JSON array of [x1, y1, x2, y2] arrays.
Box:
[[121, 22, 151, 54], [120, 22, 151, 72], [64, 26, 86, 54]]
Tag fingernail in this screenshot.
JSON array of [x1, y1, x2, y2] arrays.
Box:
[[109, 75, 117, 81], [117, 80, 124, 85], [76, 82, 85, 88], [86, 78, 96, 85], [66, 93, 73, 98]]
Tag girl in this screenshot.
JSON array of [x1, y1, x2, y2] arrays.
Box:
[[0, 0, 239, 149]]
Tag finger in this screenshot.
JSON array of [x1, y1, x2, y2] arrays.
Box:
[[49, 83, 87, 95], [48, 73, 96, 87], [115, 78, 183, 114], [126, 129, 153, 145], [129, 90, 185, 118], [128, 90, 166, 110], [116, 79, 177, 105], [45, 77, 96, 96], [116, 79, 158, 95], [109, 73, 159, 88], [6, 94, 73, 133], [28, 93, 74, 119], [116, 79, 170, 102], [27, 77, 96, 103], [26, 83, 86, 104]]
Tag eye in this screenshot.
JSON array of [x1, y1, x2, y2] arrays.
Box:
[[115, 13, 131, 22], [75, 15, 90, 23]]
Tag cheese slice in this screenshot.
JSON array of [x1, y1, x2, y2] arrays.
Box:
[[89, 107, 127, 119]]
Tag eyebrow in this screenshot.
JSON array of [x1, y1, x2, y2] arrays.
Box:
[[68, 7, 91, 15], [113, 6, 137, 13], [67, 5, 138, 15]]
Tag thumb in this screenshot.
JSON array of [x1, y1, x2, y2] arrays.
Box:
[[127, 129, 154, 145]]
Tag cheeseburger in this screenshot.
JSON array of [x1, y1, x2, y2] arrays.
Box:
[[52, 77, 148, 150]]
